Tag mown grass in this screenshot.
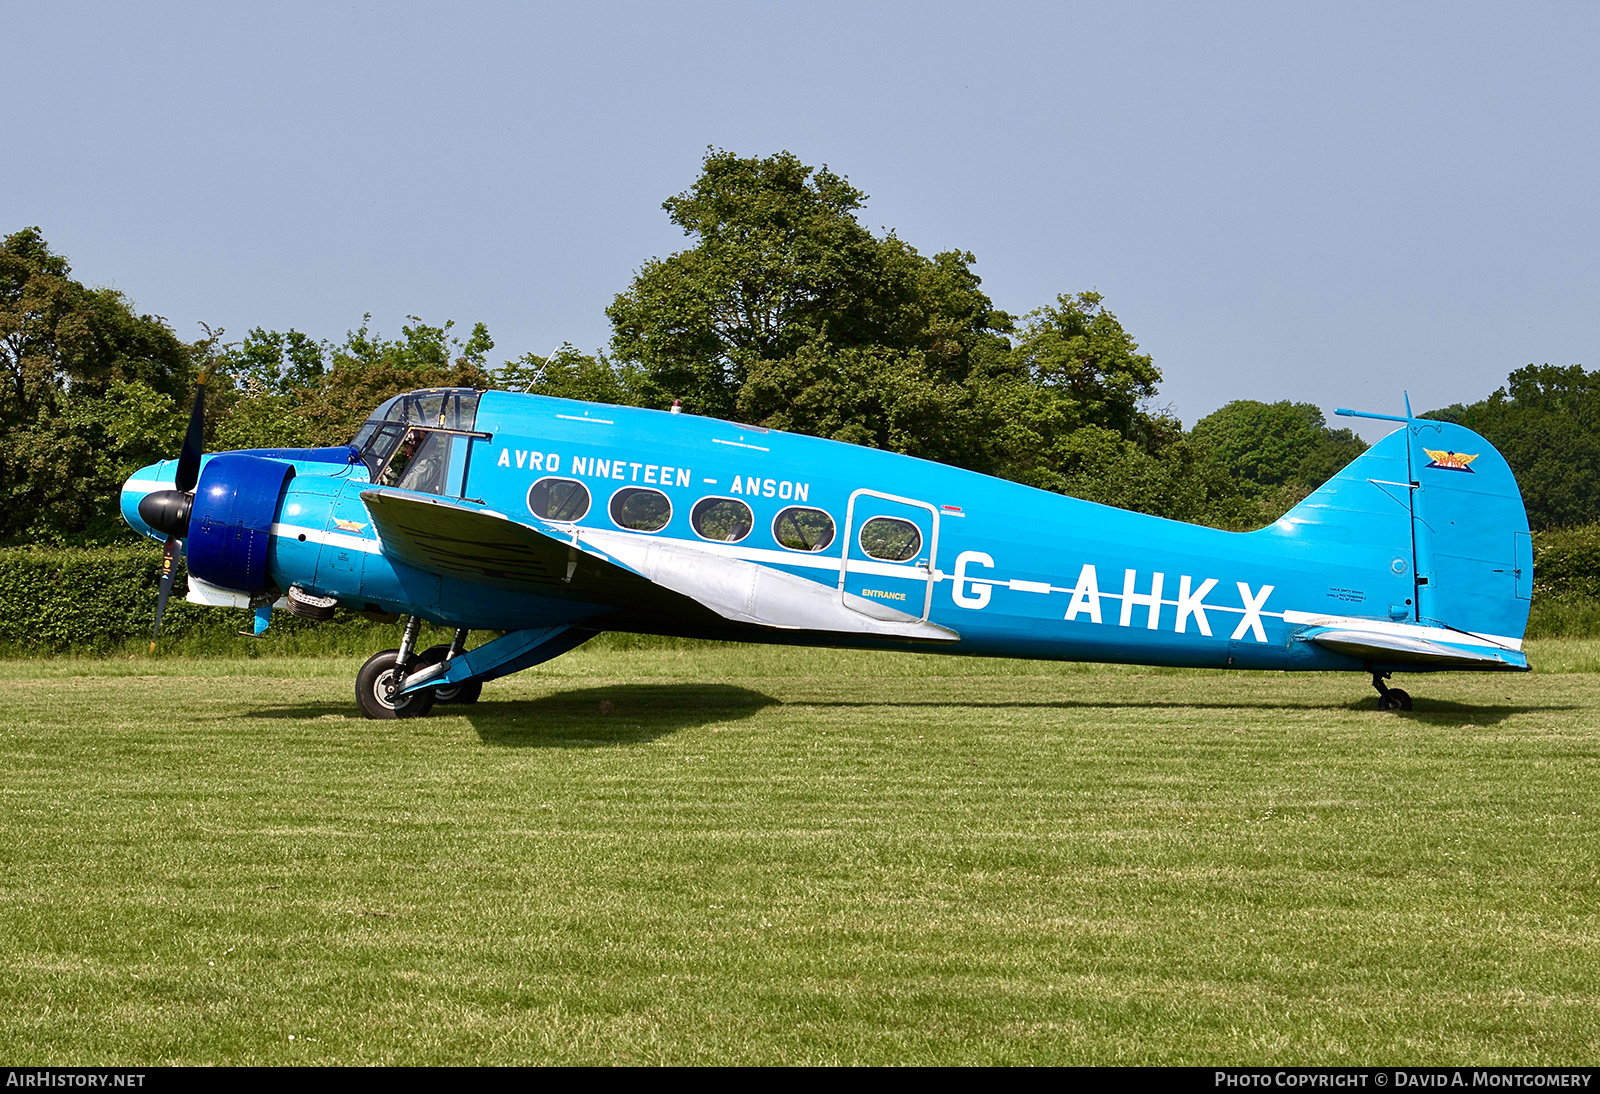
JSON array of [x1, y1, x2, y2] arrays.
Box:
[[1, 641, 1596, 1065]]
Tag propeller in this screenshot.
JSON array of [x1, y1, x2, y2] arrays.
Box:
[[138, 375, 207, 649]]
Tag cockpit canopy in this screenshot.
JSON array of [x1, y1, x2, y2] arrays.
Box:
[[351, 388, 484, 492]]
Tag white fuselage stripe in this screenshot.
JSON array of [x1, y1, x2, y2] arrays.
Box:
[[271, 523, 384, 554]]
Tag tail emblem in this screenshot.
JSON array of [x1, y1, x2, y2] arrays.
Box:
[[1424, 449, 1479, 472]]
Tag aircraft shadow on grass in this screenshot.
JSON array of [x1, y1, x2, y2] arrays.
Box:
[[795, 697, 1573, 727], [248, 683, 777, 747], [249, 686, 1569, 735], [1336, 699, 1578, 727], [463, 683, 779, 747]]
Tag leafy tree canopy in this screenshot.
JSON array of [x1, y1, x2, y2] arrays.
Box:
[[1425, 364, 1600, 530], [494, 344, 639, 407], [5, 155, 1412, 545], [1192, 400, 1366, 491], [602, 150, 1246, 521], [210, 315, 496, 450], [607, 149, 1013, 421], [0, 228, 195, 544], [1007, 292, 1163, 443]]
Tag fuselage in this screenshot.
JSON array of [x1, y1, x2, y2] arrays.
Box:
[[120, 390, 1531, 675]]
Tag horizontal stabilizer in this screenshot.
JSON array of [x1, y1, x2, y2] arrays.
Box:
[[1309, 628, 1510, 667], [1287, 612, 1527, 670], [360, 490, 958, 642]]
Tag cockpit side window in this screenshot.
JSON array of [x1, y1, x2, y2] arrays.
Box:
[[353, 388, 483, 480], [358, 423, 408, 479], [386, 429, 454, 495]]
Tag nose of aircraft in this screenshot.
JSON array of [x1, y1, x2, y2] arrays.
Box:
[[120, 461, 177, 542]]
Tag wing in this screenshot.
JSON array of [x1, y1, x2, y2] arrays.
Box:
[[360, 489, 959, 643], [359, 489, 686, 614]]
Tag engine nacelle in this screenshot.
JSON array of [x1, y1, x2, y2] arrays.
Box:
[[185, 454, 296, 593]]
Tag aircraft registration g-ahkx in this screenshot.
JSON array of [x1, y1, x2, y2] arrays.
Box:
[[120, 384, 1532, 718]]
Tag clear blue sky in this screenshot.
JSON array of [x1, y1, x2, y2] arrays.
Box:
[[5, 0, 1595, 439]]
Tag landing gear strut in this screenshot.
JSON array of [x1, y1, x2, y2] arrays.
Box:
[[1371, 672, 1412, 712], [419, 629, 482, 705], [355, 616, 435, 719]]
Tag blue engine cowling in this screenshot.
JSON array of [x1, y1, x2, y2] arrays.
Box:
[[185, 454, 296, 593]]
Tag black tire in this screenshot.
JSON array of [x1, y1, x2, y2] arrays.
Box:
[[436, 679, 483, 704], [1378, 689, 1413, 712], [356, 649, 436, 720], [413, 645, 483, 705]]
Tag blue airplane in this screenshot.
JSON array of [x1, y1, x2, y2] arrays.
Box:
[[119, 384, 1532, 718]]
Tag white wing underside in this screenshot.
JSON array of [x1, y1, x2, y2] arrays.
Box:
[[578, 528, 958, 642]]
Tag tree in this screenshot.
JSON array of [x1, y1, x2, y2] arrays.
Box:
[[1191, 399, 1366, 521], [735, 341, 977, 460], [605, 151, 1249, 524], [493, 344, 638, 406], [0, 228, 194, 544], [289, 317, 495, 448], [1036, 424, 1244, 526], [208, 316, 499, 451], [207, 326, 326, 450], [1425, 364, 1600, 529], [607, 149, 1013, 419], [1007, 292, 1163, 443]]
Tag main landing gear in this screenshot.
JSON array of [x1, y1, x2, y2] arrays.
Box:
[[1371, 672, 1413, 712], [356, 618, 480, 719], [418, 627, 482, 705]]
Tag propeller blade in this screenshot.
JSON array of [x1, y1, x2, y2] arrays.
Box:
[[149, 376, 205, 648], [150, 536, 180, 651], [175, 375, 207, 493]]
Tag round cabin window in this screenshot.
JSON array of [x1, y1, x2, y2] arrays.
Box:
[[609, 487, 672, 532], [773, 506, 836, 552], [527, 477, 591, 522], [858, 516, 921, 562], [691, 497, 754, 543]]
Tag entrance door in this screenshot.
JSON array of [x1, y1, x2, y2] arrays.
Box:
[[837, 489, 940, 622]]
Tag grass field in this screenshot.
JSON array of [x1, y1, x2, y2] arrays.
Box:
[[2, 640, 1597, 1065]]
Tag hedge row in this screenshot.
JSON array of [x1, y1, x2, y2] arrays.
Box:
[[3, 528, 1598, 654], [1529, 523, 1600, 601], [0, 546, 395, 654], [2, 546, 192, 652]]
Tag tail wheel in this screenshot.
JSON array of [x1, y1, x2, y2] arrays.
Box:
[[1377, 688, 1413, 712], [416, 644, 483, 704], [356, 649, 436, 720]]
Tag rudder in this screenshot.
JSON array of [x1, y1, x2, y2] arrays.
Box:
[[1273, 417, 1531, 643], [1409, 419, 1531, 643]]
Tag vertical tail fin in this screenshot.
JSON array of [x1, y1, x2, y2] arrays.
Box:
[[1272, 417, 1531, 644]]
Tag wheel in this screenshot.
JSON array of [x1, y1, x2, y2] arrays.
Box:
[[415, 644, 483, 704], [436, 679, 483, 704], [1378, 688, 1413, 712], [356, 649, 436, 719]]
